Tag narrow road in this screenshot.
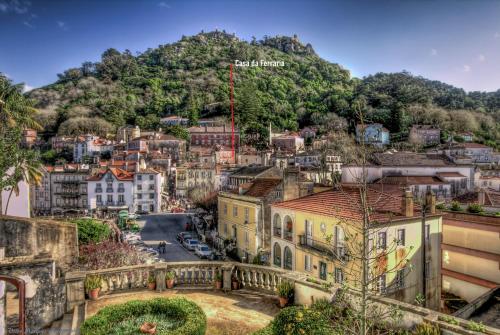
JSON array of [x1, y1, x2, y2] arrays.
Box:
[[136, 213, 199, 262]]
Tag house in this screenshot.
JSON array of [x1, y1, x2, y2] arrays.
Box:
[[73, 135, 114, 163], [453, 188, 500, 212], [116, 125, 140, 143], [175, 163, 216, 198], [409, 125, 440, 146], [374, 175, 452, 201], [50, 135, 75, 154], [134, 168, 163, 213], [270, 186, 442, 309], [342, 152, 474, 197], [87, 167, 134, 214], [50, 164, 90, 215], [356, 123, 390, 147], [227, 165, 281, 191], [272, 133, 305, 154], [476, 175, 500, 192], [445, 143, 496, 165], [160, 115, 189, 126], [441, 212, 500, 302], [145, 133, 187, 163], [188, 124, 240, 148], [457, 132, 474, 142], [21, 128, 37, 148], [30, 166, 53, 216]]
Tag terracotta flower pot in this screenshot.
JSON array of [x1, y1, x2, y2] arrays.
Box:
[[89, 288, 100, 300], [140, 322, 157, 334], [166, 279, 175, 289], [232, 281, 239, 290], [147, 282, 156, 290], [215, 281, 222, 289], [279, 296, 288, 308]]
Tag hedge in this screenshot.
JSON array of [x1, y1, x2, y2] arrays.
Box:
[[80, 297, 207, 335]]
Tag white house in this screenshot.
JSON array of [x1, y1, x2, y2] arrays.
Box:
[[87, 168, 134, 214], [134, 169, 163, 213], [74, 135, 114, 163]]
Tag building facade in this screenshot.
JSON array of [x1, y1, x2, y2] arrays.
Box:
[[356, 123, 390, 147], [87, 168, 134, 213], [409, 125, 440, 146], [188, 125, 240, 148], [50, 164, 90, 215], [134, 169, 163, 213]]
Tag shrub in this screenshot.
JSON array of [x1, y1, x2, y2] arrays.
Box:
[[215, 272, 223, 281], [413, 322, 440, 335], [79, 241, 148, 270], [436, 203, 446, 210], [271, 306, 333, 335], [466, 321, 486, 333], [80, 297, 206, 335], [467, 203, 483, 214], [440, 315, 458, 325], [449, 201, 462, 212], [84, 275, 102, 292], [277, 281, 294, 299], [72, 218, 110, 244], [148, 274, 156, 283]]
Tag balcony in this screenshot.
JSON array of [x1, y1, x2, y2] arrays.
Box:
[[118, 188, 125, 193], [106, 188, 114, 193], [298, 235, 348, 261], [95, 188, 102, 193], [284, 230, 293, 241]]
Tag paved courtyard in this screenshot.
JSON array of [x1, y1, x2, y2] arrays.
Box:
[[86, 289, 280, 334]]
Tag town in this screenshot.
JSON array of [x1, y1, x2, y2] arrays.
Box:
[[1, 1, 500, 334]]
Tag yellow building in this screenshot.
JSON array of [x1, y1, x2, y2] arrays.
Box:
[[270, 186, 443, 310], [217, 178, 283, 263], [442, 212, 500, 302]]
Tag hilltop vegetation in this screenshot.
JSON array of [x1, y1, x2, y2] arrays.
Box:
[[27, 31, 500, 148]]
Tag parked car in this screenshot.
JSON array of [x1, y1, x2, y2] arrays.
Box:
[[177, 232, 193, 243], [194, 244, 213, 258], [183, 239, 199, 251], [136, 210, 149, 215], [128, 213, 140, 220]]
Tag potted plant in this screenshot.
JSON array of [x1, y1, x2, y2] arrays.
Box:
[[231, 275, 239, 290], [214, 272, 223, 289], [147, 274, 156, 290], [166, 271, 175, 289], [277, 281, 294, 308], [84, 275, 102, 300]]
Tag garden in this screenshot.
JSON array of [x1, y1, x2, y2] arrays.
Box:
[[81, 297, 206, 335]]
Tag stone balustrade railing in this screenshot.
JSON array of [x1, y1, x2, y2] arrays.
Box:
[[65, 261, 500, 335]]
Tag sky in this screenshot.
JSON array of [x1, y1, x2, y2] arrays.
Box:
[[1, 0, 500, 92]]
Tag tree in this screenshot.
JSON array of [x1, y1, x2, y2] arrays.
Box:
[[0, 75, 42, 214]]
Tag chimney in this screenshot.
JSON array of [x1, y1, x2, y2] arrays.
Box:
[[478, 188, 485, 205], [403, 189, 414, 217], [426, 191, 436, 214]]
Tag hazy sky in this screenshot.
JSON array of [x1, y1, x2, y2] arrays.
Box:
[[1, 0, 500, 92]]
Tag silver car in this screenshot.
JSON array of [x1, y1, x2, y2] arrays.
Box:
[[194, 244, 213, 258], [183, 239, 199, 251]]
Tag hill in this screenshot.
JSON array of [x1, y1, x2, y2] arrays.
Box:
[[28, 31, 499, 148]]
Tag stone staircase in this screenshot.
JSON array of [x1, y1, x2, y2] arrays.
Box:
[[44, 303, 85, 335]]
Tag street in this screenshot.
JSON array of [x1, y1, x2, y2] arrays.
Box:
[[136, 213, 199, 262]]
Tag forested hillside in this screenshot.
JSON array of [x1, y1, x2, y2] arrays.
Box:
[[27, 31, 500, 148]]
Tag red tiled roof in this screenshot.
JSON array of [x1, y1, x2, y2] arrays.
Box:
[[436, 172, 466, 178], [243, 178, 282, 197], [87, 167, 134, 181], [273, 186, 422, 222], [375, 175, 448, 186]]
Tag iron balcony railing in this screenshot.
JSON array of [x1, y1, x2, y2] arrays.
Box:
[[106, 188, 114, 193], [117, 188, 125, 193], [298, 235, 349, 261], [273, 227, 281, 237], [95, 188, 102, 193]]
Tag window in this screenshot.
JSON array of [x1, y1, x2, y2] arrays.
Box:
[[137, 194, 142, 199], [137, 185, 142, 191], [377, 274, 386, 293], [107, 194, 113, 203], [395, 269, 405, 289], [223, 223, 228, 235], [319, 261, 327, 280], [377, 232, 387, 249], [233, 205, 238, 217], [334, 268, 343, 284], [425, 224, 430, 242], [273, 243, 281, 267], [97, 183, 101, 188], [244, 231, 249, 246], [223, 203, 227, 215], [304, 255, 311, 272], [149, 175, 154, 181], [284, 247, 293, 270], [118, 183, 124, 188], [137, 175, 142, 181], [118, 194, 124, 203], [273, 213, 282, 237], [96, 195, 102, 203], [232, 226, 237, 239], [244, 208, 249, 222], [397, 229, 405, 246], [149, 185, 154, 190], [149, 193, 154, 199]]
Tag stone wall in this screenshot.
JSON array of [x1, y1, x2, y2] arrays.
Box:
[[0, 260, 66, 331], [0, 216, 78, 270]]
